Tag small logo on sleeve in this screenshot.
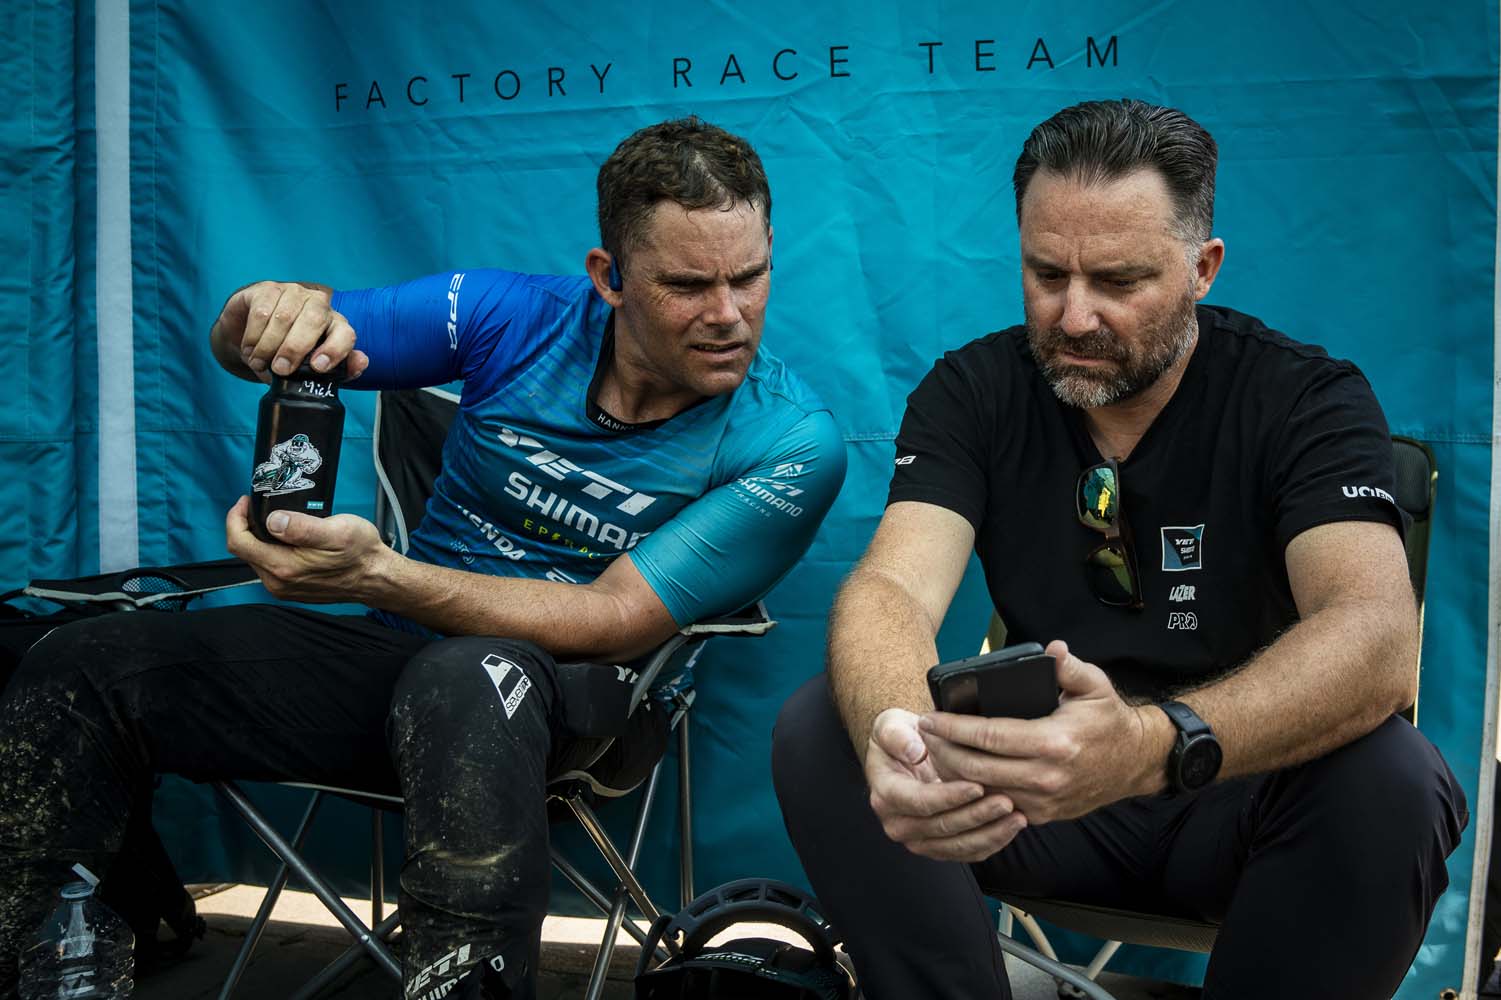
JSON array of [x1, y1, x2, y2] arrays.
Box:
[[1161, 525, 1205, 572], [894, 455, 916, 466], [1341, 485, 1395, 505]]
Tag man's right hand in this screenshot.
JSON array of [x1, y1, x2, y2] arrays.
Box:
[[210, 281, 369, 382], [865, 707, 1027, 863]]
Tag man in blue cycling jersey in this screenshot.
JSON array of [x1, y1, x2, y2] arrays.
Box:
[[0, 117, 845, 1000]]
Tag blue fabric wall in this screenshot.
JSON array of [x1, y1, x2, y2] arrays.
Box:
[[5, 1, 1495, 992]]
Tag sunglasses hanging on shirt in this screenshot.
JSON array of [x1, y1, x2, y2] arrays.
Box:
[[1076, 458, 1144, 610]]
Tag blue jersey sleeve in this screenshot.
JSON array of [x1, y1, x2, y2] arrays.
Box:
[[627, 409, 847, 625], [331, 269, 554, 392]]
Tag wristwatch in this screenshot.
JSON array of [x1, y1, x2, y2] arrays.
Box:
[[1160, 701, 1222, 793]]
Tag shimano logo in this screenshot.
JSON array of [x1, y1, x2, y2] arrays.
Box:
[[445, 273, 465, 351], [1342, 485, 1395, 504], [737, 476, 805, 517], [500, 428, 656, 515], [1168, 584, 1196, 603], [1167, 612, 1199, 631]]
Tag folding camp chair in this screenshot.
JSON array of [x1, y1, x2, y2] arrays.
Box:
[[994, 435, 1439, 999], [207, 386, 777, 1000]]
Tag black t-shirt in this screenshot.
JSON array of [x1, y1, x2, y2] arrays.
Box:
[[889, 305, 1404, 701]]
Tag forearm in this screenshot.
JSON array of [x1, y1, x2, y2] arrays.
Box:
[[1171, 596, 1417, 781], [827, 566, 942, 760], [362, 552, 669, 662]]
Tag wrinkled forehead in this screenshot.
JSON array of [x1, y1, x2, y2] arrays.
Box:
[[635, 200, 771, 263], [1019, 168, 1181, 244]]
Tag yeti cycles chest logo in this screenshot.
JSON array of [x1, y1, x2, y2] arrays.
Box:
[[252, 434, 323, 496], [498, 427, 657, 552], [1161, 524, 1205, 572]]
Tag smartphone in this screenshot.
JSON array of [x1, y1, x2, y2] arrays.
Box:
[[926, 642, 1059, 718]]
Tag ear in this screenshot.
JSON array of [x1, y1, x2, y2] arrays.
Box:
[[767, 225, 775, 271], [1192, 238, 1225, 300], [585, 248, 622, 307]]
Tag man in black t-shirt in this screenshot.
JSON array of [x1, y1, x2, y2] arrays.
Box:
[[773, 99, 1468, 999]]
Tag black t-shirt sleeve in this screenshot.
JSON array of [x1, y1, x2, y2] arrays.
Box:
[[1267, 363, 1406, 551], [886, 352, 991, 530]]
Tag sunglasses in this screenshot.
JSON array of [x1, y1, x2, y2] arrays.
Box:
[[1076, 458, 1144, 610]]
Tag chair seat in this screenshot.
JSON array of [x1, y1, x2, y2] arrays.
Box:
[[1005, 896, 1219, 953]]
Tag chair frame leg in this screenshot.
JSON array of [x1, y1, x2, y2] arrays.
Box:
[[214, 781, 402, 981], [288, 909, 403, 1000], [371, 808, 385, 927], [677, 714, 695, 911], [575, 760, 667, 1000], [216, 789, 324, 1000]]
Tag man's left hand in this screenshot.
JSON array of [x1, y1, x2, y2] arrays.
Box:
[[919, 639, 1168, 826], [225, 496, 393, 604]]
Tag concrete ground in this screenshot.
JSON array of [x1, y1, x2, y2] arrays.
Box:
[[131, 885, 1201, 1000]]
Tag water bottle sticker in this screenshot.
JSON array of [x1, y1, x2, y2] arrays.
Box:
[[252, 434, 323, 496], [306, 500, 325, 510]]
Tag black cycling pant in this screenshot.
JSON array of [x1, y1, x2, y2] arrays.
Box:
[[0, 605, 659, 1000], [772, 675, 1469, 1000]]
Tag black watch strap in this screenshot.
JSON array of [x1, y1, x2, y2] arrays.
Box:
[[1160, 700, 1211, 738], [1160, 699, 1221, 793]]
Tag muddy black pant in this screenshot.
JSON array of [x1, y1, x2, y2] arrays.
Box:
[[0, 605, 659, 1000], [773, 676, 1469, 1000]]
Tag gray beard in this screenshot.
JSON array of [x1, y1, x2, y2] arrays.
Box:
[[1029, 295, 1199, 409]]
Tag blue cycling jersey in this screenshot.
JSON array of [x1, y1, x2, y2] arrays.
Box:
[[331, 269, 846, 629]]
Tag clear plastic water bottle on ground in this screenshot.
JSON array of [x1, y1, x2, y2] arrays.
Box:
[[18, 878, 135, 999]]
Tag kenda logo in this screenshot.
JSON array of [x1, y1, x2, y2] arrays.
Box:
[[500, 428, 656, 515], [1342, 485, 1395, 504], [458, 506, 526, 561], [445, 273, 464, 350]]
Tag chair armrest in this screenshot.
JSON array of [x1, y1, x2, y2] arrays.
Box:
[[677, 600, 777, 637]]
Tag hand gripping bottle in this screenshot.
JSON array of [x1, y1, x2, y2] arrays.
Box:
[[19, 878, 135, 999], [249, 359, 347, 542]]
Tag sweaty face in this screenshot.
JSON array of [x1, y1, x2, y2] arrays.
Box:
[[613, 201, 772, 403], [1020, 169, 1203, 409]]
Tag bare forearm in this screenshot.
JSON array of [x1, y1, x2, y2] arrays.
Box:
[[364, 554, 670, 662], [1174, 597, 1417, 780], [827, 567, 943, 759]]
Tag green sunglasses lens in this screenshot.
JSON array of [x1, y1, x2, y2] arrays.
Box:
[[1077, 464, 1120, 531], [1085, 543, 1136, 606]]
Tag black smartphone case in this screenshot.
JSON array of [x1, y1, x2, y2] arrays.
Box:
[[926, 642, 1058, 718]]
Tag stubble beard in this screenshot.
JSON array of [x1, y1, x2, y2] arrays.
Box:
[[1028, 292, 1200, 409]]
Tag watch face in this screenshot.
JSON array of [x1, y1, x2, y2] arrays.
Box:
[[1180, 735, 1223, 790]]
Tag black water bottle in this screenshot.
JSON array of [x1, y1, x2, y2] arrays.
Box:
[[249, 359, 347, 543]]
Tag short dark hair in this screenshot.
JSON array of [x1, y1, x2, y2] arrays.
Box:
[[1013, 99, 1217, 243], [596, 117, 771, 268]]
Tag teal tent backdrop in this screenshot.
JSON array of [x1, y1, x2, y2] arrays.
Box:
[[6, 0, 1497, 993]]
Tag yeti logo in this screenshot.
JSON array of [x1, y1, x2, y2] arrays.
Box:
[[251, 434, 323, 496], [1161, 525, 1205, 572]]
